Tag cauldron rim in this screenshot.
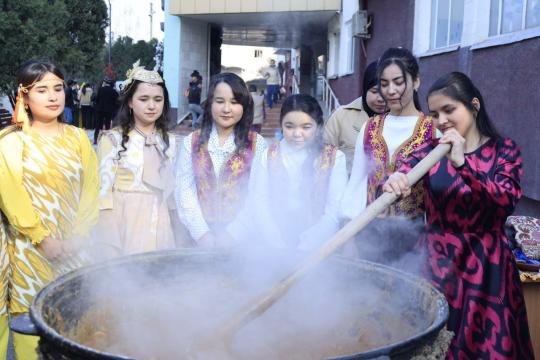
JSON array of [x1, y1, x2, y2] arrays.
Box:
[[30, 249, 449, 360]]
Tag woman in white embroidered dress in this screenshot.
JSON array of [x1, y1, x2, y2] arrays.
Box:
[[340, 47, 435, 263], [176, 73, 266, 247], [96, 63, 179, 255], [228, 94, 347, 250], [342, 48, 434, 219]]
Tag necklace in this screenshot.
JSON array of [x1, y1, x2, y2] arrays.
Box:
[[134, 125, 156, 137]]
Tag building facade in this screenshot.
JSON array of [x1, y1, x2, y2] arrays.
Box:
[[329, 0, 540, 217], [164, 0, 339, 121]]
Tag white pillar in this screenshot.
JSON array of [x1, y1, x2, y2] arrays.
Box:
[[163, 0, 181, 121]]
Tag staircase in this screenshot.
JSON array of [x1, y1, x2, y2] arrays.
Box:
[[260, 100, 282, 139]]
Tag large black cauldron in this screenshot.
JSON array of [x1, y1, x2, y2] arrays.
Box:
[[18, 249, 448, 359]]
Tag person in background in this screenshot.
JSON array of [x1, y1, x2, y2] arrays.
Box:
[[0, 98, 11, 130], [0, 60, 98, 359], [277, 61, 285, 99], [94, 76, 119, 144], [64, 79, 75, 125], [71, 81, 80, 127], [324, 61, 386, 174], [249, 84, 265, 133], [96, 62, 182, 255], [79, 83, 93, 129], [384, 72, 534, 359], [260, 59, 281, 108], [186, 70, 203, 128], [228, 94, 347, 250], [176, 73, 266, 247]]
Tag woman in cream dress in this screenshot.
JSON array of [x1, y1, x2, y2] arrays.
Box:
[[97, 62, 181, 255]]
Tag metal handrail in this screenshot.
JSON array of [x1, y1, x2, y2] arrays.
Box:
[[177, 111, 191, 125], [177, 97, 206, 125], [292, 75, 300, 95], [318, 75, 340, 114]]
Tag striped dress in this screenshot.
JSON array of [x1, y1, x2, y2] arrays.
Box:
[[0, 125, 98, 315]]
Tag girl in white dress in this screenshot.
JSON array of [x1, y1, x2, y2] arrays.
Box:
[[176, 73, 267, 247], [96, 62, 179, 255], [340, 47, 435, 263], [228, 94, 347, 250]]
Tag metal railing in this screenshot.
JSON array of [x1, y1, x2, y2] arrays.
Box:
[[292, 75, 300, 95], [177, 97, 206, 126], [177, 111, 191, 125], [318, 75, 340, 115]]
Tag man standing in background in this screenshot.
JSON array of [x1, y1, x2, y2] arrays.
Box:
[[186, 70, 203, 128], [260, 59, 280, 108], [93, 77, 118, 144], [64, 80, 76, 125]]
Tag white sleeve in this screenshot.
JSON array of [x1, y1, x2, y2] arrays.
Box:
[[254, 133, 268, 155], [175, 134, 210, 241], [340, 123, 369, 220], [297, 150, 347, 250]]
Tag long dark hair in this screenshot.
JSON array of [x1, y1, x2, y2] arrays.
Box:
[[361, 61, 380, 117], [428, 72, 500, 139], [199, 73, 253, 152], [115, 79, 171, 159], [280, 94, 324, 151], [16, 60, 66, 123], [81, 84, 91, 95], [377, 47, 422, 112]]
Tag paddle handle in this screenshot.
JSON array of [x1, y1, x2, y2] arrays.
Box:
[[221, 143, 451, 337]]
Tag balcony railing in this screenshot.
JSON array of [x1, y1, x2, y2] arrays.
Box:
[[318, 75, 340, 115]]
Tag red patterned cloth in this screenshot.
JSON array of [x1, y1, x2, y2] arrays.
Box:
[[400, 137, 534, 359], [363, 112, 434, 218]]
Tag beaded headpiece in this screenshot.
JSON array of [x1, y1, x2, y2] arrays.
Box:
[[123, 60, 163, 92]]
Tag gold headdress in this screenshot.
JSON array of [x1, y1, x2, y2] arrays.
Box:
[[123, 60, 163, 91]]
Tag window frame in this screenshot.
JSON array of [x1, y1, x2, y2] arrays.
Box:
[[413, 0, 540, 57], [430, 0, 464, 49], [344, 19, 355, 74], [489, 0, 540, 36]]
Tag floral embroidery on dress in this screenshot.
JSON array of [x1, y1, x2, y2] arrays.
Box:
[[363, 113, 433, 218], [191, 130, 257, 225]]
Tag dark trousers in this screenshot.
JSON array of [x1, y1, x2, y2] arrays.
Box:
[[81, 106, 93, 129], [266, 85, 279, 108], [94, 111, 113, 144], [72, 107, 80, 127]]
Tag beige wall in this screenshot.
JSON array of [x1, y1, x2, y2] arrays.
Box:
[[169, 0, 340, 14]]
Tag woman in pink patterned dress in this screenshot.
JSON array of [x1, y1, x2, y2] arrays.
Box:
[[384, 72, 533, 359]]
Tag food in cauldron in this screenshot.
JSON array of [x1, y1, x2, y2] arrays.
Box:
[[27, 249, 448, 359]]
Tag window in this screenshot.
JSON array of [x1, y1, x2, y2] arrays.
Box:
[[430, 0, 464, 49], [254, 49, 263, 58], [328, 31, 340, 76], [345, 20, 355, 73], [489, 0, 540, 36]]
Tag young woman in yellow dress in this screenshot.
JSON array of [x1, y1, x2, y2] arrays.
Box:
[[0, 60, 99, 359]]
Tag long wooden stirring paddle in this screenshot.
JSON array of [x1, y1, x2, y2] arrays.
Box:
[[217, 143, 451, 345]]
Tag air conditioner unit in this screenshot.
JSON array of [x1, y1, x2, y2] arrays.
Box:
[[352, 10, 371, 38]]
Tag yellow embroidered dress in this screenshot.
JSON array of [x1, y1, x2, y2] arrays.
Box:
[[0, 125, 98, 315]]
